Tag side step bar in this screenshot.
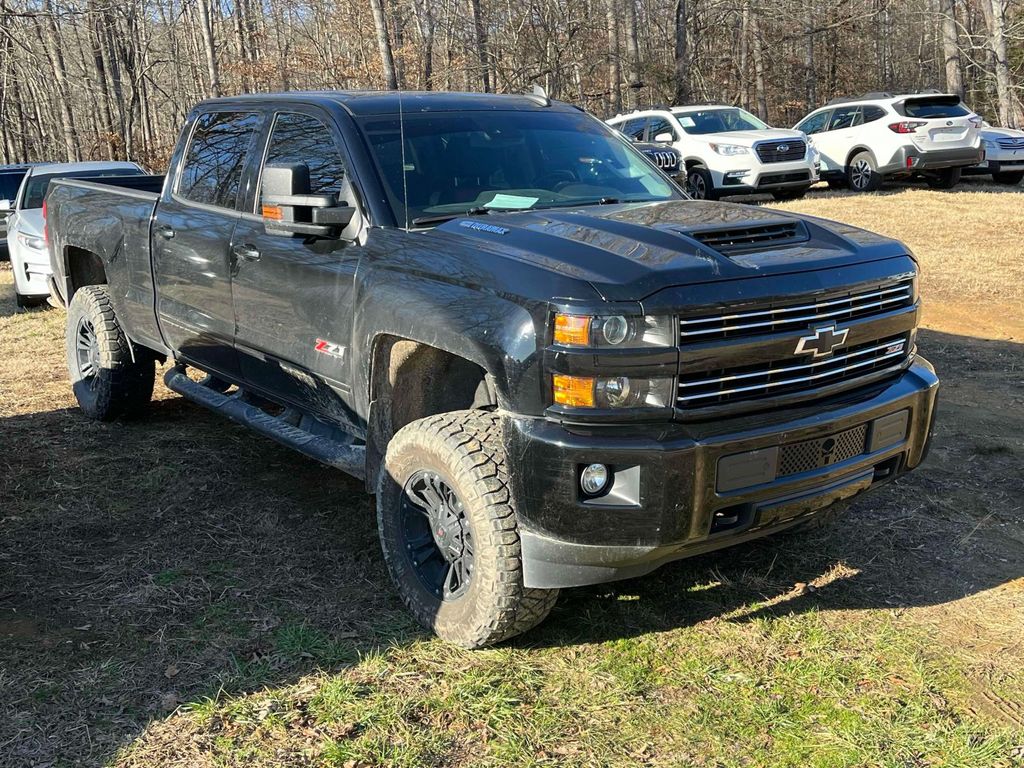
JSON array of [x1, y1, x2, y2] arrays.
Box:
[[164, 366, 366, 480]]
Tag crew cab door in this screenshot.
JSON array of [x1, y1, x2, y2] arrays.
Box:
[[229, 108, 363, 426], [153, 110, 263, 378]]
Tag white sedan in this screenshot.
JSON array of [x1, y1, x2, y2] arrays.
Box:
[[8, 160, 144, 307]]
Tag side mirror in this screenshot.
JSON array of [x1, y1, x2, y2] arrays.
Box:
[[653, 132, 675, 143], [0, 199, 12, 212], [261, 163, 355, 238]]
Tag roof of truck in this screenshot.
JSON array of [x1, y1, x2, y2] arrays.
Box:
[[196, 90, 575, 116], [26, 160, 142, 175]]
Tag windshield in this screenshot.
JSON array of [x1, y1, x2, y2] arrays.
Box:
[[356, 110, 678, 226], [671, 108, 769, 135], [21, 166, 142, 209]]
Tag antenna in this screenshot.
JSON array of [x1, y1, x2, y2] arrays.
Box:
[[398, 86, 409, 229], [525, 84, 551, 107]]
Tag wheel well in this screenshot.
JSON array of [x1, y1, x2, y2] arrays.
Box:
[[684, 159, 705, 171], [845, 147, 874, 169], [365, 336, 496, 489], [66, 247, 107, 299]]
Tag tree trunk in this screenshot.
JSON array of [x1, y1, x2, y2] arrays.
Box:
[[749, 3, 767, 120], [938, 0, 963, 96], [38, 0, 80, 161], [368, 0, 398, 89], [195, 0, 222, 97], [468, 0, 491, 92], [982, 0, 1018, 127], [606, 0, 621, 114], [672, 0, 689, 104], [624, 0, 640, 109]]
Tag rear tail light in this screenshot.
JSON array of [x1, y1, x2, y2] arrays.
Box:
[[42, 199, 48, 244], [888, 121, 927, 134]]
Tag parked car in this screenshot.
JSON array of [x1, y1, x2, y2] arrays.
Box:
[[8, 161, 145, 307], [46, 92, 937, 648], [963, 123, 1024, 185], [794, 92, 983, 192], [629, 137, 683, 184], [0, 164, 36, 259], [607, 105, 820, 200]]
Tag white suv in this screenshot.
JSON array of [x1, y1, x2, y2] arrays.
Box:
[[607, 105, 819, 201], [794, 92, 983, 192]]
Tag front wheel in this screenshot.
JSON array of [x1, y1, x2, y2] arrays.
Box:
[[925, 166, 962, 189], [686, 167, 718, 200], [847, 152, 883, 192], [66, 285, 155, 421], [377, 410, 558, 648], [992, 171, 1024, 186]]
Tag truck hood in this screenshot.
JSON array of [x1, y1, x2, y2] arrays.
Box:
[[432, 200, 908, 302], [689, 128, 806, 147]]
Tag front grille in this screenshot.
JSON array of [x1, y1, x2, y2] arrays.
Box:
[[678, 279, 914, 344], [777, 424, 868, 477], [676, 333, 910, 408], [996, 138, 1024, 150], [758, 171, 811, 187], [689, 222, 805, 252], [756, 139, 807, 163]]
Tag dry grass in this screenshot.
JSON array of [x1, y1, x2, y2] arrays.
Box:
[[1, 183, 1023, 767]]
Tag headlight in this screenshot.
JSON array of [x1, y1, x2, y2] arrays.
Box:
[[554, 313, 674, 348], [982, 139, 996, 149], [553, 374, 674, 409], [710, 143, 749, 156], [17, 232, 45, 250]]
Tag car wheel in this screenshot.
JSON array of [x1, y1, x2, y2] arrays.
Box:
[[686, 167, 718, 200], [992, 171, 1024, 186], [66, 285, 155, 421], [846, 152, 882, 192], [771, 186, 810, 201], [377, 410, 559, 649], [925, 166, 961, 189]]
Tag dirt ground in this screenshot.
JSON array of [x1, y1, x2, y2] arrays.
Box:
[[1, 180, 1022, 767]]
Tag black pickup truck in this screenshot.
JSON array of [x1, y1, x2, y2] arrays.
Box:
[[45, 91, 938, 648]]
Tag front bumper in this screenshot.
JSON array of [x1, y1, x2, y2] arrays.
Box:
[[880, 145, 984, 174], [510, 358, 938, 588], [711, 157, 818, 192], [10, 244, 52, 298], [964, 155, 1024, 175]]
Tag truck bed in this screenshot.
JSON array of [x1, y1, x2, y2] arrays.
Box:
[[46, 175, 166, 350]]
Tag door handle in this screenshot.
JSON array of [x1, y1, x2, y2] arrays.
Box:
[[231, 243, 261, 262], [155, 224, 175, 240]]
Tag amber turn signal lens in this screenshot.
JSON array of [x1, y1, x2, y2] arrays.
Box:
[[262, 204, 283, 221], [554, 314, 591, 346], [553, 374, 595, 407]]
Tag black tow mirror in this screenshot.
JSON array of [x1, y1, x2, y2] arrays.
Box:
[[261, 163, 355, 238]]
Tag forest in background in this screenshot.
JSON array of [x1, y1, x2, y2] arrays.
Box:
[[0, 0, 1020, 169]]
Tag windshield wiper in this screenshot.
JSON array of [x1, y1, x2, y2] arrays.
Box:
[[411, 206, 492, 228]]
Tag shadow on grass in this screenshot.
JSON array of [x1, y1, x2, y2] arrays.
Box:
[[0, 330, 1021, 765]]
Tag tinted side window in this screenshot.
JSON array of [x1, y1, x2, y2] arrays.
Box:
[[863, 106, 887, 124], [0, 172, 25, 201], [178, 111, 260, 209], [620, 118, 648, 141], [828, 106, 862, 131], [797, 111, 830, 135], [260, 113, 346, 209], [646, 117, 675, 141]]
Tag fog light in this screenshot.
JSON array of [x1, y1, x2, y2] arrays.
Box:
[[580, 463, 609, 495]]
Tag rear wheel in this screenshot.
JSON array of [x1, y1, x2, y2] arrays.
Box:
[[925, 166, 962, 189], [686, 167, 718, 200], [771, 186, 810, 201], [846, 152, 882, 192], [992, 171, 1024, 186], [66, 285, 155, 421], [377, 410, 558, 648]]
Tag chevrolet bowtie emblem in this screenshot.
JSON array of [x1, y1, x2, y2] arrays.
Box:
[[794, 324, 850, 358]]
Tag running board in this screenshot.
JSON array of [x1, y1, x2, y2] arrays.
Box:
[[164, 366, 366, 480]]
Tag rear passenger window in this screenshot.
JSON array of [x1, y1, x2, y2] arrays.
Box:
[[827, 106, 862, 131], [260, 113, 346, 209], [177, 111, 260, 209], [862, 106, 887, 124], [796, 111, 830, 135]]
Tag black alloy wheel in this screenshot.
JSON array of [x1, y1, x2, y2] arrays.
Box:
[[401, 470, 474, 600]]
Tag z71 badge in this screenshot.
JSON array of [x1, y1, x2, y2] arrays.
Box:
[[314, 338, 345, 359]]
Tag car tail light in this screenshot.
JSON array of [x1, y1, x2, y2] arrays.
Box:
[[888, 121, 927, 134], [42, 199, 48, 244]]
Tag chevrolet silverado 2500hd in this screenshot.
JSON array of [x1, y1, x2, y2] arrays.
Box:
[[45, 91, 938, 648]]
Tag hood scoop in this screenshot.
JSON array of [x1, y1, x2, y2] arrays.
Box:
[[684, 220, 810, 254]]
